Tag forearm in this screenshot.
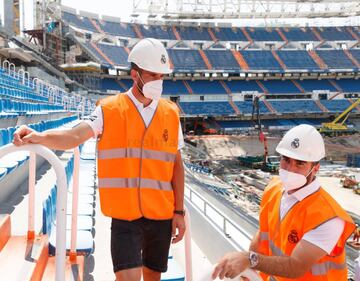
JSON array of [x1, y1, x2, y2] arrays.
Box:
[[172, 153, 185, 210], [249, 230, 260, 252], [40, 129, 83, 150], [254, 254, 305, 279]]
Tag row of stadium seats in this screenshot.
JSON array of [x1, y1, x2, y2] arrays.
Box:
[[0, 98, 64, 117], [43, 152, 95, 256], [85, 44, 360, 72], [0, 115, 78, 181], [0, 69, 48, 103], [62, 12, 358, 42], [101, 78, 360, 95], [179, 99, 355, 116]]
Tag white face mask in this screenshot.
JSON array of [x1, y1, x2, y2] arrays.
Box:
[[279, 166, 315, 191], [137, 72, 163, 100]]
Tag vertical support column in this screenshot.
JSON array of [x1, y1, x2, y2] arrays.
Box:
[[27, 152, 36, 240]]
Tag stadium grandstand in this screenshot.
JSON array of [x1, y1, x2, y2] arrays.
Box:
[[0, 0, 360, 280]]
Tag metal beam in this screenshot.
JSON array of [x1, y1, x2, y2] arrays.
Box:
[[132, 0, 360, 19]]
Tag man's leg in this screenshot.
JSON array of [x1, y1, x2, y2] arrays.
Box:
[[141, 218, 173, 281], [143, 266, 161, 281], [111, 218, 144, 281], [115, 267, 142, 281]]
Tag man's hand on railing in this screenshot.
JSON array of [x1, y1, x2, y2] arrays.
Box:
[[13, 125, 44, 146]]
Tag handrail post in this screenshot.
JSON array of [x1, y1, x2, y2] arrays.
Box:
[[184, 209, 193, 281], [27, 152, 36, 240], [69, 147, 80, 262], [0, 144, 68, 281]]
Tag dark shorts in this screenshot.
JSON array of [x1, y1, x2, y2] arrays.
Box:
[[111, 217, 172, 273]]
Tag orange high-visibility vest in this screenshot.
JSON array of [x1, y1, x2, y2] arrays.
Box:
[[258, 177, 355, 281], [96, 93, 179, 221]]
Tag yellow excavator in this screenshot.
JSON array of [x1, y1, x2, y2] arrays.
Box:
[[320, 98, 360, 136]]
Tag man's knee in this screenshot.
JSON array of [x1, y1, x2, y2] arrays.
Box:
[[143, 266, 161, 281], [115, 267, 142, 281]]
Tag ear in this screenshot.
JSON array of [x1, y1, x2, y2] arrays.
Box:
[[130, 69, 137, 81], [313, 162, 320, 174]]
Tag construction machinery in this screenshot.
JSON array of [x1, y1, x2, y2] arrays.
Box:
[[250, 96, 280, 173], [320, 98, 360, 136]]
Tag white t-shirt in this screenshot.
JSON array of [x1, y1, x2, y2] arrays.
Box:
[[355, 254, 360, 281], [280, 178, 345, 255], [83, 89, 184, 150]]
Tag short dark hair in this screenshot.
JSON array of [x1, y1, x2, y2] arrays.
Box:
[[131, 62, 140, 72]]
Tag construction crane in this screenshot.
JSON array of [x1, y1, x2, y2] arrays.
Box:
[[320, 98, 360, 136], [251, 96, 279, 173]]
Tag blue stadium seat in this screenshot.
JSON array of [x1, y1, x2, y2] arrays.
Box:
[[240, 51, 282, 71], [280, 27, 318, 41], [298, 80, 337, 92], [177, 26, 212, 41], [101, 78, 124, 91], [321, 99, 352, 112], [262, 80, 301, 94], [140, 25, 176, 40], [316, 27, 354, 41], [62, 11, 96, 32], [276, 51, 319, 71], [204, 50, 240, 71], [187, 80, 226, 95], [163, 80, 189, 95], [100, 21, 136, 37], [335, 79, 360, 92], [96, 44, 129, 67], [225, 80, 264, 94], [270, 99, 322, 113], [180, 101, 235, 116], [167, 49, 207, 71], [212, 27, 248, 41], [316, 50, 356, 70], [234, 101, 269, 114], [245, 27, 282, 41]]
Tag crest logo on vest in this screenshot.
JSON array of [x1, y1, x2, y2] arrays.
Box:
[[163, 129, 169, 142], [288, 229, 299, 244]]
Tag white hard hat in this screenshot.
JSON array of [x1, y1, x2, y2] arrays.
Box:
[[128, 38, 172, 74], [276, 124, 325, 162]]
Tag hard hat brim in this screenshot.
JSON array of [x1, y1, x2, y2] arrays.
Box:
[[276, 147, 323, 162]]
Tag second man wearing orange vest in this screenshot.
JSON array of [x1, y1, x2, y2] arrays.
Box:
[[212, 124, 355, 281], [12, 38, 186, 281]]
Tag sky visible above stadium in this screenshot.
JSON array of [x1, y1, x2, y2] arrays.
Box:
[[61, 0, 133, 19], [60, 0, 360, 26]]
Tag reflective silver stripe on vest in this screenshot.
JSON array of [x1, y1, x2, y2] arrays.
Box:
[[269, 240, 284, 256], [311, 261, 347, 276], [260, 234, 347, 275], [260, 231, 269, 241], [269, 276, 278, 281], [98, 178, 173, 191], [98, 148, 176, 162]]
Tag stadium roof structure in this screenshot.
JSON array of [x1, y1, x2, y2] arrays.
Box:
[[131, 0, 360, 19]]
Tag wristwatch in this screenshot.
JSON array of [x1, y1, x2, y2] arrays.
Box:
[[249, 251, 259, 268], [174, 210, 186, 216]]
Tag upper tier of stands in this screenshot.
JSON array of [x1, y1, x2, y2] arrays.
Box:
[[62, 12, 359, 43], [81, 43, 360, 72], [99, 78, 359, 96]]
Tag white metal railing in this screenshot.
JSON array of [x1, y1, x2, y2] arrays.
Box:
[[0, 144, 68, 281], [184, 209, 193, 281], [69, 147, 80, 261], [0, 61, 96, 115], [184, 182, 253, 251]]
